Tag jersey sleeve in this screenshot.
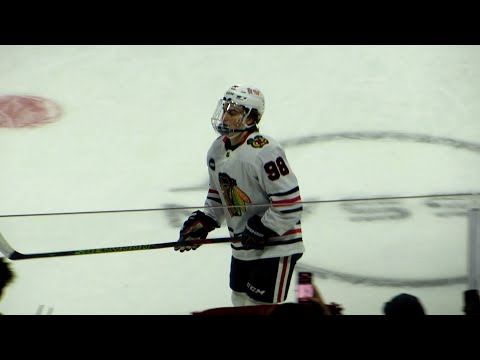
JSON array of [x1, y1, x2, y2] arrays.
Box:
[[203, 171, 225, 227], [254, 142, 302, 236]]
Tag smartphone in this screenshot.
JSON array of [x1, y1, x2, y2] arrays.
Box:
[[296, 271, 314, 303]]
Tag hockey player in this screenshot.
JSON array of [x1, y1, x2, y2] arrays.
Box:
[[174, 84, 305, 306]]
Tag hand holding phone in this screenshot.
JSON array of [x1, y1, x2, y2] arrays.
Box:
[[296, 271, 314, 303]]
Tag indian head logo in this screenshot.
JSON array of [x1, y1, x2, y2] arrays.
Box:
[[218, 172, 251, 217], [247, 135, 269, 149]]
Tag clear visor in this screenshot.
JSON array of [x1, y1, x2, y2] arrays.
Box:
[[211, 99, 253, 136]]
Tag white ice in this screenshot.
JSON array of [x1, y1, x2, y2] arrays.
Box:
[[0, 45, 479, 314]]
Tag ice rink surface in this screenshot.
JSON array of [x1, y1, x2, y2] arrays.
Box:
[[1, 45, 479, 314]]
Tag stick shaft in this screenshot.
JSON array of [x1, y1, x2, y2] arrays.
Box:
[[0, 233, 237, 260]]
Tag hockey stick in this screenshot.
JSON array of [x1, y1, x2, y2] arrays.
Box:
[[0, 232, 239, 260]]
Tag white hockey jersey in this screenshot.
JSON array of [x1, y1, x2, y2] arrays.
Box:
[[203, 131, 305, 261]]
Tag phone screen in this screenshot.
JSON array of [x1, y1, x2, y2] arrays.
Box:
[[296, 272, 314, 303]]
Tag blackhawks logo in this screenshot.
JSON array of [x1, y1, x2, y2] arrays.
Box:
[[247, 135, 269, 148], [218, 172, 251, 217]]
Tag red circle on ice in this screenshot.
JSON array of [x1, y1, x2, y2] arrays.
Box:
[[0, 95, 62, 128]]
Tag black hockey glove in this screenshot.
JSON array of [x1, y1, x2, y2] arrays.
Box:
[[174, 210, 219, 252], [240, 215, 279, 250]]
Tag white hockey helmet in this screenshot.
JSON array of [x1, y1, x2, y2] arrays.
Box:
[[211, 84, 265, 136], [223, 84, 265, 120]]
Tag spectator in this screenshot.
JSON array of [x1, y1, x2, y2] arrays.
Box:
[[463, 289, 480, 315], [193, 283, 343, 315], [383, 293, 426, 315], [0, 258, 15, 314]]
